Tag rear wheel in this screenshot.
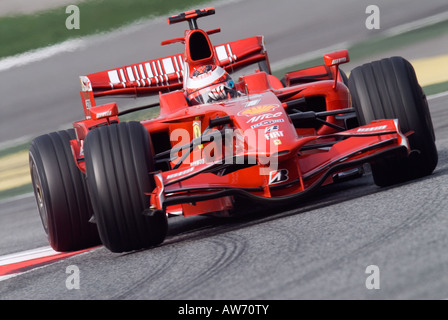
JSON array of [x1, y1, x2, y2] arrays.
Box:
[[84, 121, 167, 253], [348, 56, 437, 186], [29, 129, 100, 252]]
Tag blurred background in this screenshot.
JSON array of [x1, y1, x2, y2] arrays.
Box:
[[1, 0, 448, 300]]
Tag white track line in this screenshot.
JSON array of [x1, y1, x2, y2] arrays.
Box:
[[0, 246, 58, 266], [428, 91, 448, 100], [0, 39, 85, 73], [0, 246, 59, 282], [384, 10, 448, 37], [0, 245, 96, 282], [0, 192, 34, 206]]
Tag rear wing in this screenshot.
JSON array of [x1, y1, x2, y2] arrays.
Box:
[[79, 36, 269, 119], [167, 7, 215, 29]]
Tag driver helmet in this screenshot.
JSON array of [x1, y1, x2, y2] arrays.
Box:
[[185, 65, 237, 105]]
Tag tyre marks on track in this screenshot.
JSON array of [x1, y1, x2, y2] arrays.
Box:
[[110, 248, 179, 300], [156, 233, 248, 299]]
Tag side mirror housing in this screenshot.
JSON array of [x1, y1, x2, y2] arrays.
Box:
[[89, 103, 118, 120], [324, 49, 350, 67]]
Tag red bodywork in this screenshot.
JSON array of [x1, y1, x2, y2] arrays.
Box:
[[70, 8, 410, 217]]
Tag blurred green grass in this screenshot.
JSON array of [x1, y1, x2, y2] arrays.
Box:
[[0, 0, 211, 58]]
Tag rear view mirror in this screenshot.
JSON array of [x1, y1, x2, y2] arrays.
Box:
[[324, 50, 350, 67]]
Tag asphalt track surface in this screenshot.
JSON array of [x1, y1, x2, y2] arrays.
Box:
[[1, 0, 448, 300]]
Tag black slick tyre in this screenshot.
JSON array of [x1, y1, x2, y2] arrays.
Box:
[[348, 56, 437, 186], [84, 121, 167, 253], [29, 129, 100, 252]]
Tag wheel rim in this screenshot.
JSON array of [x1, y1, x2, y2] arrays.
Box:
[[30, 159, 49, 234]]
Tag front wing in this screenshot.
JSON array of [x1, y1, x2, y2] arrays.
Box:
[[147, 119, 410, 216]]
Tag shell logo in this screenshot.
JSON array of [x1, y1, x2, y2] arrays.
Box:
[[238, 104, 279, 116]]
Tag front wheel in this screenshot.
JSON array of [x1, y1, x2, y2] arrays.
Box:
[[84, 122, 167, 253], [348, 56, 438, 186]]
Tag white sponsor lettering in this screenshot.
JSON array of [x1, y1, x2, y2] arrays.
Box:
[[95, 111, 112, 118], [250, 119, 284, 129], [247, 112, 282, 123], [167, 167, 195, 180], [331, 57, 347, 65], [357, 125, 387, 132], [265, 131, 284, 140], [190, 158, 205, 167]]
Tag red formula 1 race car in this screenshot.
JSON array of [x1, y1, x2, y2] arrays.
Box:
[[29, 8, 437, 253]]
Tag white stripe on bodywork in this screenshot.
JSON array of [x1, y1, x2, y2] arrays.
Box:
[[108, 70, 120, 84], [144, 62, 153, 78], [139, 64, 146, 78], [152, 61, 159, 84], [173, 56, 181, 80], [133, 65, 141, 86], [119, 69, 125, 81], [226, 44, 233, 62], [227, 44, 236, 61], [133, 66, 140, 80], [157, 60, 164, 83], [157, 60, 163, 74], [126, 66, 135, 81], [173, 56, 180, 72], [216, 45, 228, 62], [119, 69, 126, 87], [178, 55, 184, 69], [162, 58, 175, 74]]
